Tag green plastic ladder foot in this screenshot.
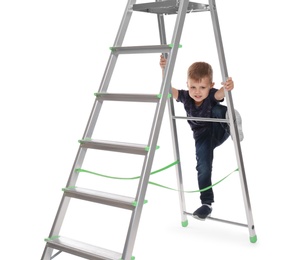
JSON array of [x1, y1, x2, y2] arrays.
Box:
[[250, 235, 257, 243], [181, 220, 188, 227]]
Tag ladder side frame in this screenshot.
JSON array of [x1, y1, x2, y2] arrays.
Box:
[[157, 8, 188, 226], [41, 1, 137, 259], [122, 1, 190, 259], [84, 0, 137, 139], [208, 0, 256, 240], [41, 1, 257, 259]]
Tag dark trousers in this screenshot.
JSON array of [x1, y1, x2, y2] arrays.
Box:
[[193, 104, 230, 205]]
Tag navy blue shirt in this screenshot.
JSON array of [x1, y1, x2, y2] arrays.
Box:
[[176, 88, 223, 132]]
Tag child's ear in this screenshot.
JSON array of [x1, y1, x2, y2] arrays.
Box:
[[211, 82, 215, 88]]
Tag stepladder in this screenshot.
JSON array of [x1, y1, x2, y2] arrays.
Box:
[[41, 1, 257, 259]]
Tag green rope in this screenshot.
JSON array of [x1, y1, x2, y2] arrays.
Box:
[[76, 162, 238, 193], [149, 168, 238, 193], [75, 160, 179, 180]]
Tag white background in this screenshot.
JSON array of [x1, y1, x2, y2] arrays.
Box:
[[1, 0, 298, 259]]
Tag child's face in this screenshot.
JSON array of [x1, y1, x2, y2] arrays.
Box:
[[187, 77, 214, 106]]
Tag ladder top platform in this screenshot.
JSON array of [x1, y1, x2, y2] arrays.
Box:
[[133, 0, 209, 15]]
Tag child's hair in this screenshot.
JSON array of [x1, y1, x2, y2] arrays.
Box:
[[187, 62, 213, 83]]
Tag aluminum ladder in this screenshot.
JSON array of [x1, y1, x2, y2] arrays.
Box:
[[41, 1, 257, 260]]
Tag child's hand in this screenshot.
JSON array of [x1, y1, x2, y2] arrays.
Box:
[[221, 77, 234, 91], [160, 55, 167, 70]]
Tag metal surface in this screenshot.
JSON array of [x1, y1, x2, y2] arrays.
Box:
[[184, 211, 248, 227], [95, 93, 160, 103], [157, 4, 188, 228], [133, 0, 209, 14], [41, 1, 138, 259], [173, 115, 229, 123], [209, 0, 256, 240], [122, 1, 190, 259], [79, 139, 149, 155], [63, 187, 136, 210], [110, 44, 172, 54], [42, 1, 257, 259], [46, 237, 122, 260]]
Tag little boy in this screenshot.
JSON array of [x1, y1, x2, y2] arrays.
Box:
[[159, 55, 243, 220]]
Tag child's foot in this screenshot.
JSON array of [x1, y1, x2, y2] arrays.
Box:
[[193, 204, 212, 220], [226, 110, 244, 141]]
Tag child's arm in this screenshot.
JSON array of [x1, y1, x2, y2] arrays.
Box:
[[159, 55, 179, 100], [214, 77, 234, 101]]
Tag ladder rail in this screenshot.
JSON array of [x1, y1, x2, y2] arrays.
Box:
[[42, 1, 257, 259], [41, 196, 71, 259], [41, 146, 89, 259], [121, 1, 190, 259], [157, 7, 188, 226], [167, 95, 188, 225], [209, 0, 256, 239], [84, 0, 137, 139], [41, 1, 137, 259]]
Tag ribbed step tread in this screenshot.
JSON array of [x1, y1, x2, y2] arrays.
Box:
[[110, 44, 172, 54], [63, 186, 136, 210], [133, 0, 209, 15], [46, 236, 122, 260], [79, 139, 150, 155], [95, 93, 160, 103]]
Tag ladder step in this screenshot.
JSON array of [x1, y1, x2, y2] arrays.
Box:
[[46, 236, 122, 260], [63, 186, 137, 210], [79, 139, 153, 155], [95, 93, 160, 103], [173, 115, 229, 123], [184, 211, 248, 227], [110, 44, 172, 54], [133, 0, 209, 15]]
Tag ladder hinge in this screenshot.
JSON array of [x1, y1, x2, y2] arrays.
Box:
[[157, 93, 172, 99], [168, 43, 182, 48], [78, 138, 91, 144], [145, 146, 160, 151], [132, 200, 148, 207], [45, 235, 60, 242], [62, 186, 76, 191]]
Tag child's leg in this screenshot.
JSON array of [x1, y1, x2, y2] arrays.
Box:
[[211, 104, 230, 147], [194, 129, 214, 205], [193, 129, 214, 219]]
